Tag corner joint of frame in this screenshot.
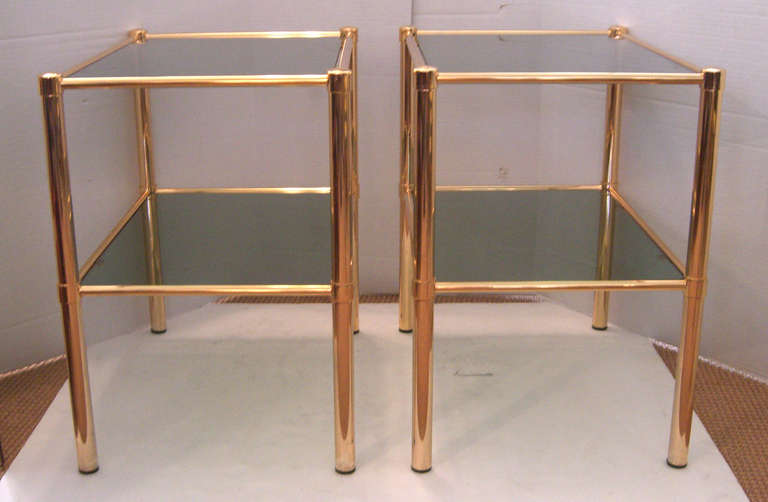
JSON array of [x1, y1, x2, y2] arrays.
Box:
[[332, 281, 355, 303], [414, 66, 438, 91], [400, 26, 417, 41], [340, 26, 358, 40], [414, 279, 435, 300], [57, 283, 81, 305], [328, 69, 352, 93], [609, 25, 628, 39], [702, 68, 725, 91], [685, 277, 706, 299], [130, 29, 148, 43], [39, 73, 62, 97]]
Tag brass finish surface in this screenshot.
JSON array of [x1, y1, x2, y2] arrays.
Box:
[[78, 191, 149, 281], [79, 284, 332, 297], [399, 26, 416, 332], [624, 33, 701, 73], [39, 73, 99, 474], [61, 75, 329, 89], [437, 72, 703, 85], [412, 66, 437, 473], [593, 83, 623, 330], [147, 31, 340, 39], [62, 34, 138, 77], [154, 187, 330, 194], [418, 29, 611, 36], [135, 88, 166, 333], [611, 189, 686, 274], [328, 68, 355, 473], [436, 280, 686, 293], [668, 68, 724, 467], [437, 184, 601, 192]]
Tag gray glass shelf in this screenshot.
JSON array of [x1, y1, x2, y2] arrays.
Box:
[[417, 33, 695, 74], [435, 190, 682, 283], [72, 37, 341, 78], [82, 193, 331, 286]]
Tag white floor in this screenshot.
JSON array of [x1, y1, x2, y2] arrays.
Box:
[[0, 301, 746, 501]]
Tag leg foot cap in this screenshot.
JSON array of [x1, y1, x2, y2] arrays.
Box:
[[151, 329, 167, 334], [411, 466, 431, 473], [592, 325, 608, 331], [79, 466, 99, 475], [335, 467, 356, 475], [399, 329, 413, 334], [666, 459, 687, 469]]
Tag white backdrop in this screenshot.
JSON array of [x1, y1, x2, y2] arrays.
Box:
[[1, 0, 766, 377]]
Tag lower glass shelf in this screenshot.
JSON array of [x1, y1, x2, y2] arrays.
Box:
[[81, 193, 331, 287], [435, 189, 683, 283]]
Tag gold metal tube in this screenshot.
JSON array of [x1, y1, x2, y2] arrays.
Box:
[[61, 75, 329, 89], [437, 184, 600, 192], [623, 33, 701, 73], [593, 83, 622, 330], [154, 187, 330, 194], [399, 26, 416, 333], [147, 31, 340, 39], [418, 29, 611, 36], [412, 65, 437, 473], [437, 72, 703, 85], [39, 73, 99, 474], [328, 68, 355, 474], [610, 189, 685, 274], [135, 88, 166, 334], [436, 279, 686, 293], [668, 68, 725, 468], [78, 190, 149, 281], [341, 27, 360, 334], [79, 284, 331, 296]]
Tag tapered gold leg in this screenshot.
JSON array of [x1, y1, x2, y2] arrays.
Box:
[[593, 83, 622, 330], [329, 68, 355, 474], [345, 28, 360, 335], [668, 68, 724, 468], [40, 73, 99, 474], [399, 26, 416, 333], [135, 88, 166, 333], [412, 65, 437, 473]]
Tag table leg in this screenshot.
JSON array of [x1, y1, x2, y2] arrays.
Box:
[[135, 88, 166, 334], [668, 68, 724, 468], [329, 68, 355, 474], [399, 27, 416, 333], [593, 83, 622, 330], [40, 73, 99, 474], [412, 65, 437, 473]]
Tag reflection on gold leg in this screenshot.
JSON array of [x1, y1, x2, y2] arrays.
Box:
[[329, 68, 355, 474], [668, 68, 724, 468], [412, 65, 437, 473], [40, 73, 99, 474], [135, 88, 166, 333], [593, 83, 622, 330], [399, 26, 416, 333]]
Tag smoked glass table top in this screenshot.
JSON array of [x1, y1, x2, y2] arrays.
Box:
[[435, 190, 683, 283], [71, 36, 342, 78], [416, 33, 696, 74], [82, 193, 331, 286]]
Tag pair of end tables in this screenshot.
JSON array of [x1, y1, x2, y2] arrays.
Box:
[[40, 26, 723, 475]]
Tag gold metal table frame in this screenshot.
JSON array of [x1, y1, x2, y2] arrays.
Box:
[[40, 27, 360, 474], [398, 26, 724, 472]]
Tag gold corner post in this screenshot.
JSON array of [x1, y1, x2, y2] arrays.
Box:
[[341, 27, 360, 334], [593, 83, 623, 330], [328, 68, 356, 474], [39, 73, 99, 474], [668, 68, 724, 468], [135, 87, 167, 334], [412, 65, 437, 473], [399, 26, 416, 333]]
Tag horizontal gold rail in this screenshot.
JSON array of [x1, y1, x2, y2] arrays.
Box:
[[147, 31, 340, 39], [623, 33, 701, 73], [80, 284, 331, 296], [436, 279, 686, 293], [78, 190, 149, 281], [437, 184, 600, 192], [61, 75, 328, 89], [155, 187, 330, 195], [437, 72, 703, 85], [610, 188, 686, 275], [418, 29, 611, 36], [405, 35, 428, 67], [62, 35, 137, 77]]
